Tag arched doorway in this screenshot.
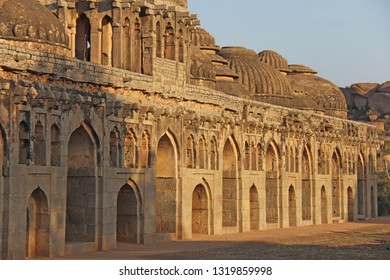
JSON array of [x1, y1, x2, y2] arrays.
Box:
[[117, 184, 138, 243], [347, 187, 354, 221], [357, 154, 365, 217], [156, 133, 177, 234], [332, 151, 341, 219], [66, 125, 97, 243], [222, 138, 238, 227], [192, 185, 209, 234], [288, 185, 297, 227], [302, 146, 312, 221], [75, 13, 91, 61], [26, 188, 49, 258], [321, 186, 328, 224], [250, 185, 259, 230], [265, 143, 278, 224]]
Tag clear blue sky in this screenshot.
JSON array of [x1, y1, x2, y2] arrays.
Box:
[[188, 0, 390, 87]]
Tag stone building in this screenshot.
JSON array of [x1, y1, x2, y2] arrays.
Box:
[[0, 0, 380, 259]]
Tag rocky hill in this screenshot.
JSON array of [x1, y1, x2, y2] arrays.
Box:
[[342, 81, 390, 215]]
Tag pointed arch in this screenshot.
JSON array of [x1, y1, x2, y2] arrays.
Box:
[[198, 135, 206, 169], [132, 18, 142, 73], [116, 181, 142, 243], [302, 145, 312, 221], [123, 17, 131, 70], [244, 141, 250, 170], [140, 131, 150, 168], [321, 186, 328, 224], [222, 136, 239, 227], [250, 185, 259, 230], [357, 153, 365, 216], [101, 15, 113, 66], [347, 187, 354, 221], [288, 185, 297, 227], [66, 123, 99, 243], [156, 20, 162, 58], [156, 132, 178, 233], [164, 22, 175, 60], [124, 129, 137, 168], [265, 141, 279, 224], [251, 142, 257, 170], [34, 121, 46, 166], [178, 28, 184, 63], [75, 13, 91, 61], [186, 134, 195, 168], [210, 136, 218, 170], [192, 184, 209, 234], [26, 188, 49, 258], [332, 149, 342, 219]]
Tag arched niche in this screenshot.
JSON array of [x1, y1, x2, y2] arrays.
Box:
[[222, 137, 238, 227], [66, 124, 98, 243], [265, 142, 279, 224], [156, 133, 177, 233], [75, 13, 91, 61], [192, 184, 209, 234], [26, 188, 49, 258]]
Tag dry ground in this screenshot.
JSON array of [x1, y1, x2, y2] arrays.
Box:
[[56, 217, 390, 260]]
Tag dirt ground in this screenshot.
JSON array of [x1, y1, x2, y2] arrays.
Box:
[[56, 216, 390, 260]]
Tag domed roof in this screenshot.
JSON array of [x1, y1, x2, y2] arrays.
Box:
[[218, 47, 292, 98], [288, 64, 317, 74], [0, 0, 68, 48], [287, 72, 347, 118], [190, 46, 216, 86], [258, 50, 290, 73], [190, 27, 219, 51]]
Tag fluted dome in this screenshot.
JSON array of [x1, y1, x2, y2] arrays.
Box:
[[219, 47, 293, 98], [0, 0, 68, 54], [288, 64, 317, 75], [190, 46, 216, 89], [190, 27, 219, 51], [258, 50, 290, 73], [287, 67, 348, 118]]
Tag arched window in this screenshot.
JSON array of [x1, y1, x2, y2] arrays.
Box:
[[75, 13, 91, 61], [164, 23, 175, 60], [101, 15, 113, 66]]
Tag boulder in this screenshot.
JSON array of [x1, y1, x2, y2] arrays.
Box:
[[350, 83, 378, 95], [378, 81, 390, 93], [368, 91, 390, 115]]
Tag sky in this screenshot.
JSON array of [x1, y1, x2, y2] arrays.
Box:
[[188, 0, 390, 87]]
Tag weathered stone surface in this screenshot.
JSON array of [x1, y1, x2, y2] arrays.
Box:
[[0, 0, 380, 260]]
